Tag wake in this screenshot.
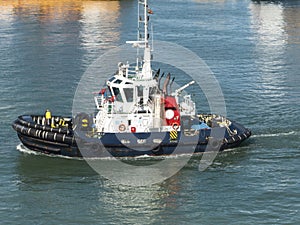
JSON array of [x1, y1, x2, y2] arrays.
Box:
[[252, 131, 298, 138]]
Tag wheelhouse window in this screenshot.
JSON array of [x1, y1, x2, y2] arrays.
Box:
[[124, 88, 133, 102], [114, 79, 123, 84], [112, 87, 123, 102], [108, 77, 115, 83], [137, 86, 143, 97]]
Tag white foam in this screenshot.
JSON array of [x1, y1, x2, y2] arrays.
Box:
[[252, 131, 297, 138], [88, 152, 194, 161], [16, 144, 83, 160], [16, 144, 227, 161], [17, 144, 39, 155]]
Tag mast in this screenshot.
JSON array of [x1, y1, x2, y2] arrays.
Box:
[[144, 0, 148, 48], [141, 0, 152, 79], [127, 0, 152, 80]]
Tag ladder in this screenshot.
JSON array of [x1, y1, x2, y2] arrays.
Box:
[[97, 102, 113, 132]]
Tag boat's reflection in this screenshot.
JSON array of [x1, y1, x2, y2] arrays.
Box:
[[15, 150, 182, 224], [15, 142, 251, 223], [94, 177, 180, 224]]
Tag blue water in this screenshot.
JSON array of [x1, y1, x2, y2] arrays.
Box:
[[1, 0, 299, 224]]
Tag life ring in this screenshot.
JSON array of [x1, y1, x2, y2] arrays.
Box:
[[119, 124, 126, 132], [172, 122, 179, 130]]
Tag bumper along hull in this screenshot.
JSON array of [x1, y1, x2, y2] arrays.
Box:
[[12, 114, 251, 158]]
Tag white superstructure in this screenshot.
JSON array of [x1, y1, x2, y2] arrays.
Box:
[[93, 0, 196, 134]]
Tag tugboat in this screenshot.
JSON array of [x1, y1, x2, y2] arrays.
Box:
[[12, 0, 251, 158]]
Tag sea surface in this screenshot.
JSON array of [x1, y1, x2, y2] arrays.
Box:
[[1, 0, 300, 224]]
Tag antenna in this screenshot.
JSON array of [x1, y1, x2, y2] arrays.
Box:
[[126, 0, 153, 80]]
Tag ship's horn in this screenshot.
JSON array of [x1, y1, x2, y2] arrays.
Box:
[[163, 73, 171, 95], [169, 77, 175, 93], [158, 72, 165, 91], [154, 68, 160, 80]]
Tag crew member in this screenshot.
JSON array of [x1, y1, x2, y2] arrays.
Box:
[[45, 109, 52, 126]]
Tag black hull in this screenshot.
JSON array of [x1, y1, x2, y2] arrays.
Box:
[[12, 115, 251, 158]]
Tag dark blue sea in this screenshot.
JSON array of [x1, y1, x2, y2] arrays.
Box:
[[1, 0, 299, 224]]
